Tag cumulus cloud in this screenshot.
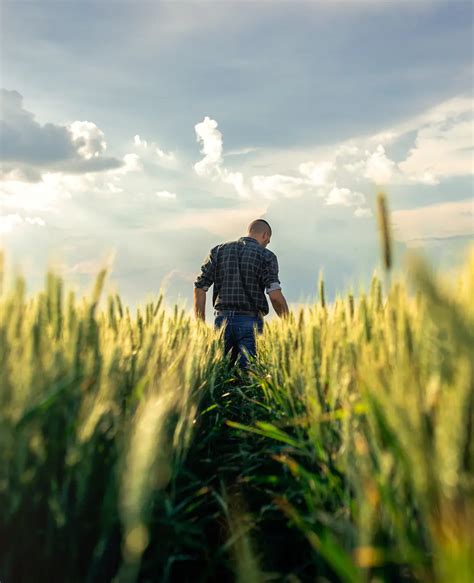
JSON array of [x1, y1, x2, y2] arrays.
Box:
[[368, 131, 398, 145], [156, 148, 175, 163], [194, 116, 223, 177], [192, 115, 369, 215], [0, 214, 23, 233], [396, 96, 473, 136], [0, 173, 70, 212], [325, 187, 366, 207], [155, 190, 177, 199], [115, 153, 143, 175], [192, 96, 472, 223], [133, 134, 176, 165], [69, 121, 106, 159], [349, 95, 474, 186], [363, 144, 396, 185], [249, 170, 369, 218], [343, 160, 366, 174], [336, 144, 360, 157], [0, 149, 143, 215], [25, 216, 46, 226], [407, 170, 439, 186], [1, 90, 76, 165], [222, 170, 250, 199], [265, 96, 473, 194], [0, 166, 43, 183], [247, 157, 370, 215], [299, 160, 335, 187], [251, 174, 307, 199], [398, 114, 473, 184], [0, 89, 123, 180], [193, 116, 251, 199], [192, 116, 375, 215], [0, 212, 46, 234]]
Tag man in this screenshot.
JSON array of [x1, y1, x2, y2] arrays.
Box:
[[193, 218, 289, 368]]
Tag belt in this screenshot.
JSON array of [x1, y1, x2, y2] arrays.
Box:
[[215, 309, 262, 317]]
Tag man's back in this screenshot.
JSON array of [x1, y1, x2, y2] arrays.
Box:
[[195, 236, 281, 316], [193, 219, 289, 368]]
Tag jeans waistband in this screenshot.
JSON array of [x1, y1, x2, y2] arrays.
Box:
[[215, 309, 262, 317]]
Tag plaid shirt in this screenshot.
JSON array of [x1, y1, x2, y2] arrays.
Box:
[[194, 236, 282, 316]]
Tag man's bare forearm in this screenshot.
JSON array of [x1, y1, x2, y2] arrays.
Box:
[[269, 290, 290, 318], [194, 287, 207, 321], [273, 297, 290, 318]]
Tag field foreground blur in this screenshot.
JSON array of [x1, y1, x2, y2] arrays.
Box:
[[0, 247, 473, 583]]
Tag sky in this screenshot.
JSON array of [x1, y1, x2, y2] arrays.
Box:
[[1, 0, 473, 315]]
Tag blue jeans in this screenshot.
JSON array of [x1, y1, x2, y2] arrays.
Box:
[[214, 312, 264, 368]]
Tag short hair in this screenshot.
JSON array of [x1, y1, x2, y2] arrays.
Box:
[[248, 218, 272, 236]]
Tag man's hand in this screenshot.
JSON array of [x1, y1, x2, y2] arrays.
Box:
[[268, 289, 289, 318], [194, 287, 207, 321]]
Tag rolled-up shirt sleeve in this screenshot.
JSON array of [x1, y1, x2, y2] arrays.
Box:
[[194, 246, 218, 291], [261, 253, 282, 294]]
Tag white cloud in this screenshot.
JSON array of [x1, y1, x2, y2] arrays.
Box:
[[353, 95, 474, 186], [193, 116, 223, 177], [133, 134, 176, 165], [0, 214, 23, 233], [246, 96, 471, 194], [363, 144, 396, 185], [407, 170, 439, 186], [368, 131, 398, 145], [25, 216, 46, 226], [225, 146, 258, 157], [392, 198, 474, 244], [397, 96, 473, 135], [0, 213, 46, 234], [299, 160, 335, 187], [117, 153, 143, 174], [105, 182, 124, 193], [189, 96, 473, 210], [193, 117, 251, 199], [163, 205, 268, 238], [190, 119, 372, 209], [250, 171, 368, 217], [68, 120, 107, 159], [0, 173, 70, 212], [251, 174, 307, 199], [191, 119, 371, 207], [325, 187, 366, 207], [221, 170, 250, 199], [399, 116, 473, 184], [340, 96, 473, 187], [0, 89, 123, 179], [336, 144, 360, 157], [134, 135, 147, 147], [155, 190, 177, 199], [0, 149, 143, 215], [155, 147, 176, 163], [343, 160, 366, 174], [354, 207, 373, 218]]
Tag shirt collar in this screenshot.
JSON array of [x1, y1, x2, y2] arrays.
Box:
[[239, 236, 260, 245]]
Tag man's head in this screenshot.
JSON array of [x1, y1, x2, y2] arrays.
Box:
[[247, 219, 272, 247]]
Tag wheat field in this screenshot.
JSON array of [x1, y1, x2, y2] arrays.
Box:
[[1, 207, 473, 582]]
